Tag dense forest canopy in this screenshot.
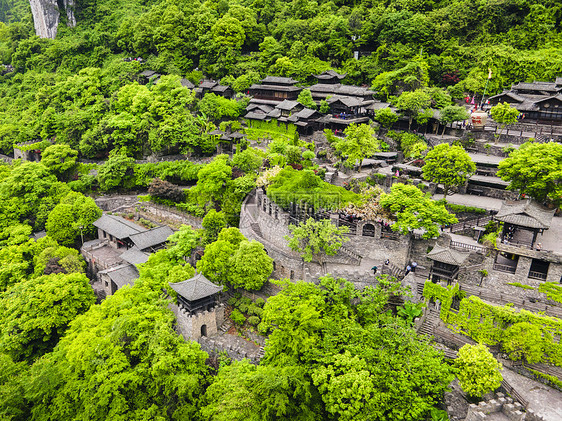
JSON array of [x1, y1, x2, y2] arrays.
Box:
[[1, 0, 562, 155]]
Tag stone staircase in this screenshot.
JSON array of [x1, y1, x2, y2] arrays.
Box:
[[417, 309, 439, 337], [219, 320, 233, 333], [257, 346, 266, 360]]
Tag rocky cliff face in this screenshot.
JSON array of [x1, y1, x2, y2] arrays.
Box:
[[29, 0, 76, 39]]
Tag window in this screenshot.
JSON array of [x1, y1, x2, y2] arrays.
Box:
[[201, 325, 207, 337]]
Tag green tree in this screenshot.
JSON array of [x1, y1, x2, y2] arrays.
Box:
[[260, 276, 454, 421], [497, 142, 562, 206], [97, 151, 136, 191], [201, 210, 227, 245], [231, 148, 263, 173], [491, 102, 519, 139], [396, 89, 432, 130], [439, 105, 470, 136], [374, 107, 399, 129], [399, 133, 427, 159], [297, 89, 317, 110], [502, 322, 544, 364], [422, 144, 476, 199], [201, 360, 318, 421], [319, 99, 330, 114], [285, 218, 349, 266], [198, 93, 245, 120], [379, 183, 458, 238], [27, 284, 209, 420], [333, 123, 380, 170], [228, 240, 273, 290], [0, 272, 95, 362], [45, 192, 102, 246], [41, 144, 78, 180], [166, 225, 199, 261], [455, 343, 503, 398], [190, 154, 232, 210]]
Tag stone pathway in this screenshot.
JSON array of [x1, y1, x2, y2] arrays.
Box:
[[501, 368, 562, 421], [433, 193, 504, 212]]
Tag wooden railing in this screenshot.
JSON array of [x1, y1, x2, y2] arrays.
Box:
[[501, 380, 529, 408], [450, 240, 488, 254], [528, 271, 547, 281], [493, 263, 517, 274], [449, 216, 492, 233]]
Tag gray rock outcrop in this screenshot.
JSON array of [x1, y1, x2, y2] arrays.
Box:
[[29, 0, 76, 39]]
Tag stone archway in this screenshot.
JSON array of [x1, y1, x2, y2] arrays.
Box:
[[201, 324, 207, 337], [362, 223, 375, 237]]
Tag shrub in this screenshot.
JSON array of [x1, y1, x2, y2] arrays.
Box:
[[227, 297, 237, 306], [247, 316, 260, 326], [240, 296, 252, 306], [238, 303, 249, 314], [234, 292, 242, 300], [248, 305, 263, 317], [255, 297, 266, 307], [230, 309, 246, 326]]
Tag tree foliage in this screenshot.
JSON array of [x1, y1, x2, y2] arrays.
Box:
[[455, 343, 503, 398], [259, 276, 454, 421], [0, 272, 95, 362], [333, 123, 380, 170], [497, 142, 562, 206], [422, 144, 476, 199], [380, 183, 457, 238], [286, 218, 349, 265]]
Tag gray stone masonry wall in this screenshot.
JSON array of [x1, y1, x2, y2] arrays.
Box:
[[197, 335, 261, 364], [464, 393, 545, 421], [241, 189, 416, 285], [170, 302, 224, 341]]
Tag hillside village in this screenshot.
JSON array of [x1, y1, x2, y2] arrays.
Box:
[[2, 0, 562, 419]]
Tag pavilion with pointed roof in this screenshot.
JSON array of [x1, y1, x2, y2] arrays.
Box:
[[427, 245, 470, 283], [169, 272, 223, 314], [495, 200, 555, 249]]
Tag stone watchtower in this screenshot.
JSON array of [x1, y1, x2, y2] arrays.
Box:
[[169, 273, 225, 341]]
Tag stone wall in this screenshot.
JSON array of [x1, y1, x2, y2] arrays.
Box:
[[464, 392, 545, 421], [240, 189, 415, 286], [197, 335, 261, 364], [171, 302, 225, 341]]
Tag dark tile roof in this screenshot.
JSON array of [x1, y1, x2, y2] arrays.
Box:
[[427, 245, 470, 266], [291, 107, 318, 120], [371, 101, 391, 110], [200, 80, 218, 89], [267, 108, 282, 118], [328, 95, 366, 108], [100, 264, 139, 289], [169, 272, 223, 301], [314, 70, 347, 80], [512, 81, 561, 93], [310, 84, 375, 97], [260, 76, 299, 85], [209, 129, 226, 136], [180, 78, 195, 89], [120, 247, 150, 265], [495, 200, 555, 229], [211, 84, 231, 93], [249, 98, 282, 106], [129, 226, 174, 251], [488, 91, 527, 103], [139, 70, 157, 77], [534, 93, 562, 105], [245, 111, 268, 120], [248, 84, 302, 92], [275, 100, 301, 111], [246, 103, 274, 113], [93, 214, 146, 240], [229, 132, 247, 139]]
